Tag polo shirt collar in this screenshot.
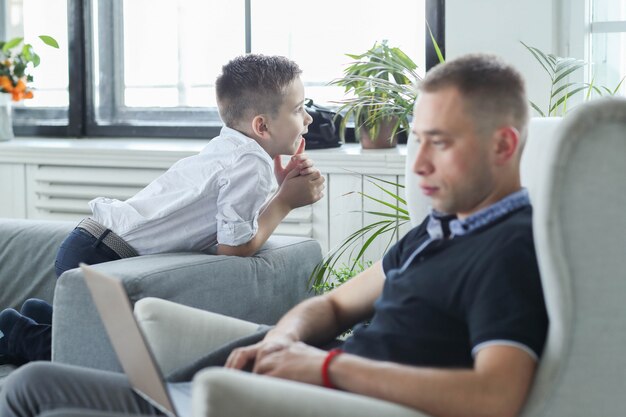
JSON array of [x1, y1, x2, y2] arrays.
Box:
[[426, 189, 531, 240]]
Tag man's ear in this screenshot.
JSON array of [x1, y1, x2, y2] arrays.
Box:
[[493, 126, 520, 165], [251, 115, 271, 139]]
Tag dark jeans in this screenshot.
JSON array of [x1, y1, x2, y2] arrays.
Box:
[[7, 227, 121, 362], [54, 227, 122, 277]]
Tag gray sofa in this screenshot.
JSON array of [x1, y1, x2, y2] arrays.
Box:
[[0, 218, 322, 384]]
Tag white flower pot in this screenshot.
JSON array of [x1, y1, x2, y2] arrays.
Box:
[[0, 93, 14, 141]]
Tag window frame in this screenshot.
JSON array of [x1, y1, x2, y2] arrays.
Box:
[[11, 0, 445, 139]]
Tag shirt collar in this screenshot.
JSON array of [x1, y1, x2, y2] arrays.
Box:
[[219, 125, 273, 166], [220, 125, 256, 144], [426, 189, 531, 240]]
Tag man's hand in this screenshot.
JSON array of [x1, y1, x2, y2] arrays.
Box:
[[225, 333, 296, 371], [274, 138, 315, 186], [253, 342, 327, 386]]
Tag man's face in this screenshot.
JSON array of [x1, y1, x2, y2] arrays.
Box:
[[266, 77, 313, 157], [411, 87, 497, 219]]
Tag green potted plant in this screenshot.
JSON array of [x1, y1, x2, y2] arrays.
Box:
[[0, 35, 59, 140], [331, 40, 420, 149], [521, 41, 625, 116]]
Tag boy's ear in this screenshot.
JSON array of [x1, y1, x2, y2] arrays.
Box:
[[251, 115, 271, 139]]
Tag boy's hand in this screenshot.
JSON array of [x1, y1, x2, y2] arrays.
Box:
[[273, 138, 314, 186], [276, 167, 325, 210]]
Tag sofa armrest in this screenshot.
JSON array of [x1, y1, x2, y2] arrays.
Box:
[[0, 219, 74, 309], [52, 235, 322, 372], [192, 368, 429, 417]]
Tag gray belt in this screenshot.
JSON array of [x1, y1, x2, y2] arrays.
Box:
[[77, 218, 139, 259]]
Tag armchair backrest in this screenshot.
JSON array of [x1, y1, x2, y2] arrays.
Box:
[[522, 97, 626, 416]]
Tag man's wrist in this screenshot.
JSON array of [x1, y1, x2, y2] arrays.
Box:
[[322, 348, 344, 389], [265, 328, 299, 344]]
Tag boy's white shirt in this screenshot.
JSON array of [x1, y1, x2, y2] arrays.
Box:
[[89, 126, 275, 255]]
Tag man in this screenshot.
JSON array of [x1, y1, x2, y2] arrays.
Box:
[[0, 53, 548, 417]]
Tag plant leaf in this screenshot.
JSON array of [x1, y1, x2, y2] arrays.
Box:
[[585, 75, 595, 101], [551, 81, 584, 98], [426, 20, 445, 63], [2, 37, 23, 53], [38, 35, 59, 49], [529, 101, 545, 117], [364, 179, 407, 205], [520, 41, 555, 78], [612, 76, 626, 95], [553, 61, 585, 85], [549, 86, 587, 113]]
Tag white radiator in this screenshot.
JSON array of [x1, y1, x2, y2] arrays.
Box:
[[25, 164, 313, 237]]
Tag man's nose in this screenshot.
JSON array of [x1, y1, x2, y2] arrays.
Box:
[[412, 144, 433, 176]]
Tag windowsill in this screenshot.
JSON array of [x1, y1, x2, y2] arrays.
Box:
[[0, 137, 407, 173]]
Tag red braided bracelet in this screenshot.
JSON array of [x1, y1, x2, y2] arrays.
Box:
[[321, 348, 344, 389]]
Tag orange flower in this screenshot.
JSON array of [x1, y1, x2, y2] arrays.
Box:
[[0, 77, 33, 100], [14, 79, 26, 93], [0, 75, 12, 93]]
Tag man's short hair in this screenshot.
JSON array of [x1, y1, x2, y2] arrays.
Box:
[[419, 54, 529, 140], [215, 54, 302, 127]]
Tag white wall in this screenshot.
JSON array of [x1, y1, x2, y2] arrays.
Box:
[[445, 0, 559, 113]]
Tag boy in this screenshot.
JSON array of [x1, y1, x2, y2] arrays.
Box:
[[0, 54, 325, 366]]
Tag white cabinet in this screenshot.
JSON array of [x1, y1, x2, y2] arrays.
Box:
[[0, 139, 408, 261]]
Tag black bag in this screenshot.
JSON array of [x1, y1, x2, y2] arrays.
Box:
[[303, 99, 342, 149]]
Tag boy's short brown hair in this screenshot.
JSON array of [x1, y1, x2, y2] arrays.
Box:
[[215, 54, 302, 127], [420, 53, 529, 140]]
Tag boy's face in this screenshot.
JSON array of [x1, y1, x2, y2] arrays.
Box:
[[265, 77, 313, 157]]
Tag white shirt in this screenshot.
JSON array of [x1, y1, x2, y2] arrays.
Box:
[[89, 126, 275, 255]]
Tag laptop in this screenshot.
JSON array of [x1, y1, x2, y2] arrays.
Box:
[[80, 264, 192, 417]]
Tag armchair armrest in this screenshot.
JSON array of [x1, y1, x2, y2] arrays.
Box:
[[192, 368, 430, 417], [133, 297, 259, 376], [52, 236, 321, 372]]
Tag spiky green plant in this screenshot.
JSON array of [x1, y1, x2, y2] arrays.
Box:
[[521, 41, 588, 117], [309, 175, 410, 291], [330, 40, 420, 143], [522, 42, 625, 116]]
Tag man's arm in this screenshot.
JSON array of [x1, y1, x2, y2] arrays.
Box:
[[216, 165, 324, 257], [252, 342, 536, 417], [329, 345, 536, 417], [225, 261, 386, 369]]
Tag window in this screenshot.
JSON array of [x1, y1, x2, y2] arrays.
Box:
[[3, 0, 445, 138], [3, 0, 69, 131], [589, 0, 626, 95]]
